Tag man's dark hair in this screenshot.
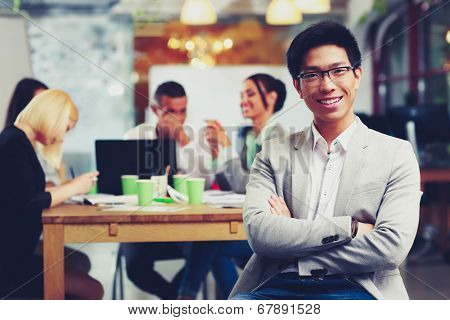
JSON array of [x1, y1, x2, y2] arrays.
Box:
[[4, 78, 48, 127], [246, 73, 287, 113], [286, 21, 362, 80], [154, 81, 186, 105]]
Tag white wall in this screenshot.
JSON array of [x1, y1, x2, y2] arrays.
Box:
[[148, 65, 313, 141], [0, 16, 32, 129]]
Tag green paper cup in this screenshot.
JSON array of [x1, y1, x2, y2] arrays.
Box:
[[137, 180, 155, 206], [187, 178, 205, 205], [173, 174, 188, 196], [121, 175, 138, 195]]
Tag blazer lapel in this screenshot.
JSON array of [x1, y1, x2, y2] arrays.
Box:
[[290, 128, 313, 219], [334, 121, 369, 217]]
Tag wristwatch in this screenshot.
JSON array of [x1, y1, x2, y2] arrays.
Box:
[[351, 217, 358, 238]]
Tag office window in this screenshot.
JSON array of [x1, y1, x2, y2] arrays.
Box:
[[375, 1, 449, 112]]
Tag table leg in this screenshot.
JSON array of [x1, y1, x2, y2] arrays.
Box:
[[419, 183, 428, 234], [438, 184, 449, 252], [43, 224, 65, 299]]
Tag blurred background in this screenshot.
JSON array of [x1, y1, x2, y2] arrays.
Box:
[[0, 0, 449, 299]]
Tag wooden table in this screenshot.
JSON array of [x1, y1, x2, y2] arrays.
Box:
[[420, 168, 450, 252], [42, 204, 245, 300]]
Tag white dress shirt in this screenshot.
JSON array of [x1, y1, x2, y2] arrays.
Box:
[[283, 117, 358, 274], [307, 119, 358, 220], [123, 123, 216, 188]]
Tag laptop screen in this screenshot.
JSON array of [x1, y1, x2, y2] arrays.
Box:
[[95, 139, 177, 195]]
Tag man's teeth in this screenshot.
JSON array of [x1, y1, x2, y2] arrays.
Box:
[[319, 97, 341, 105]]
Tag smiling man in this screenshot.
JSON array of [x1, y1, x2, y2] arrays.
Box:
[[230, 21, 422, 300]]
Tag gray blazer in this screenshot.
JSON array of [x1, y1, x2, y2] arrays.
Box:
[[229, 120, 422, 300]]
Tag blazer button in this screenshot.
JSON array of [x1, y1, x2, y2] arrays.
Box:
[[321, 238, 328, 244], [334, 235, 339, 241], [310, 269, 321, 276], [322, 269, 328, 275]]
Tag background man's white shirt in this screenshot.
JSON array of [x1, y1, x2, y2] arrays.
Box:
[[123, 123, 216, 188]]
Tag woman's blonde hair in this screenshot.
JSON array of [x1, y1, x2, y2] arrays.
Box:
[[15, 89, 78, 169]]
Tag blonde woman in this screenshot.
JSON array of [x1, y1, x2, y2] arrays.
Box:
[[0, 89, 103, 299]]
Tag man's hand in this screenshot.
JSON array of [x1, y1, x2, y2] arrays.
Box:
[[356, 222, 374, 239], [268, 194, 292, 218], [157, 113, 190, 146]]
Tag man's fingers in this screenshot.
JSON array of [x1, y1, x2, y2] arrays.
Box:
[[268, 197, 275, 208], [275, 196, 291, 217], [269, 196, 283, 213], [268, 198, 278, 210]]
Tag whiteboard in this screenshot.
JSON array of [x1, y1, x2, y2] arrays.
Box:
[[148, 65, 313, 141], [0, 16, 32, 129]]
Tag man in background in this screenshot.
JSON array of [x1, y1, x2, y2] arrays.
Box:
[[122, 81, 215, 299]]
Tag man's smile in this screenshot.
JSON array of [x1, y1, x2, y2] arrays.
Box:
[[316, 96, 343, 108]]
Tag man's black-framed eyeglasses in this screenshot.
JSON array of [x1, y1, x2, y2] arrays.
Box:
[[297, 66, 355, 84]]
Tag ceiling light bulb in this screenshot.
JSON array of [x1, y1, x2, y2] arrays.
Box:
[[266, 0, 303, 25], [180, 0, 217, 25]]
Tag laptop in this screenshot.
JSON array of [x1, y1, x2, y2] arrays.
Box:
[[95, 139, 177, 195]]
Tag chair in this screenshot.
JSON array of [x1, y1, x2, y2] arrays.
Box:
[[112, 246, 125, 300], [111, 245, 211, 299]]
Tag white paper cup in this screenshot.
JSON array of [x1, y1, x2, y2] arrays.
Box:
[[151, 175, 168, 198]]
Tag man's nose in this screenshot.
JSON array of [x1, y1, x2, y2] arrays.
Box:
[[318, 74, 336, 93]]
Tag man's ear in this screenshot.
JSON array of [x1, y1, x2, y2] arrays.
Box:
[[293, 79, 304, 99], [354, 67, 362, 91]]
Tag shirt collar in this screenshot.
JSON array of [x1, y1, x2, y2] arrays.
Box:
[[311, 117, 358, 152]]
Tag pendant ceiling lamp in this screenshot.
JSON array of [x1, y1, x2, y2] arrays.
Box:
[[295, 0, 331, 14], [180, 0, 217, 25], [266, 0, 303, 25]]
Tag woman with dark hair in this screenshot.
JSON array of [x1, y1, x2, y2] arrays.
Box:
[[4, 78, 48, 128], [4, 78, 64, 185], [206, 73, 287, 193], [177, 73, 287, 299]]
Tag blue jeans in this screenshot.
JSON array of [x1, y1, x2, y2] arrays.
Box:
[[232, 272, 375, 300], [178, 241, 253, 298]]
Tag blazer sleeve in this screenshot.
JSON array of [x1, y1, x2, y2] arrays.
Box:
[[1, 141, 51, 212], [243, 140, 353, 259], [297, 142, 422, 275]]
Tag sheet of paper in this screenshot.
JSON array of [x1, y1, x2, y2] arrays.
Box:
[[203, 190, 245, 208], [69, 194, 138, 206]]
